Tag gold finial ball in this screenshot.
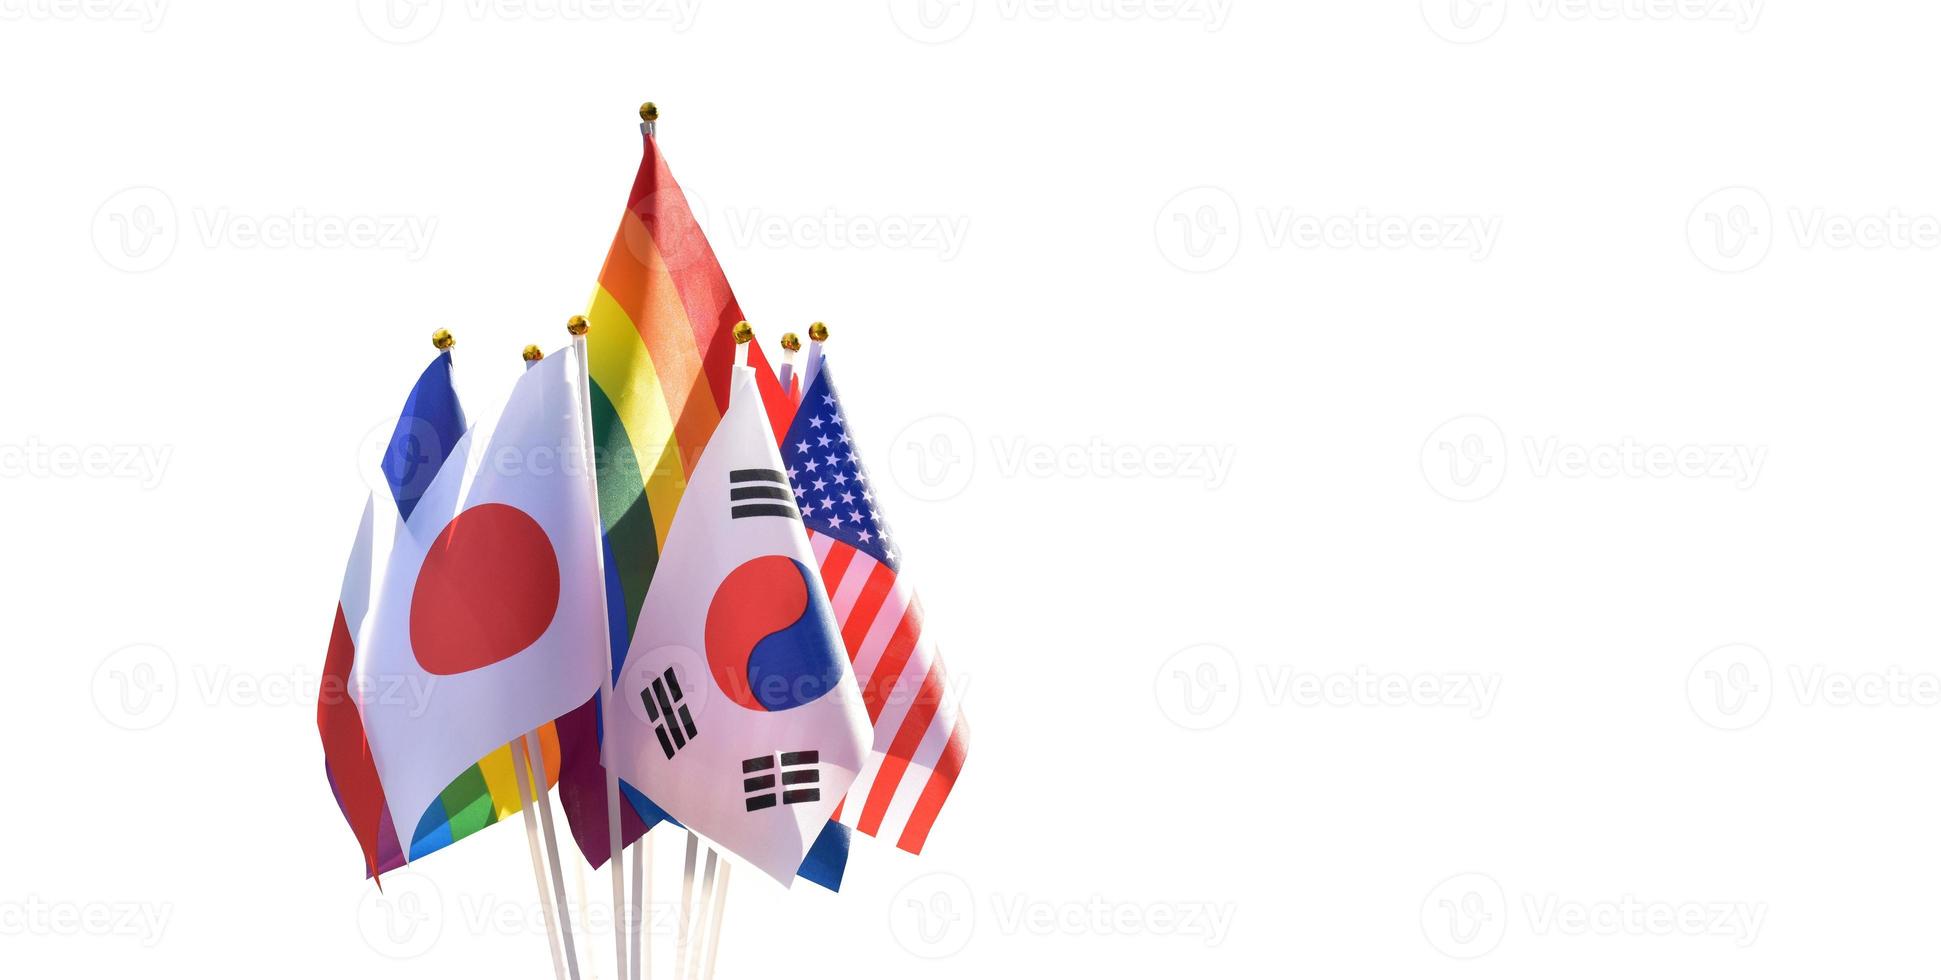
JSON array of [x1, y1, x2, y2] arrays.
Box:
[[807, 321, 829, 342], [733, 320, 754, 344], [780, 332, 801, 352], [639, 102, 659, 123], [522, 345, 544, 363], [431, 328, 455, 351], [566, 315, 589, 336]]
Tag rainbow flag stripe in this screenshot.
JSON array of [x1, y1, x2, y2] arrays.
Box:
[[558, 129, 794, 869], [584, 131, 749, 638], [328, 724, 562, 875], [402, 726, 563, 864]]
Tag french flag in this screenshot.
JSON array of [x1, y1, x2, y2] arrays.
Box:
[[318, 349, 466, 879]]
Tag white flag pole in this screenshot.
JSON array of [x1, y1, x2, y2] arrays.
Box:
[[512, 732, 570, 980], [800, 321, 827, 393], [685, 849, 719, 980], [678, 323, 753, 980], [514, 343, 578, 980], [632, 103, 659, 980], [629, 838, 648, 980], [524, 730, 582, 980], [675, 832, 698, 974], [777, 331, 800, 402], [699, 861, 730, 980], [568, 314, 628, 980]]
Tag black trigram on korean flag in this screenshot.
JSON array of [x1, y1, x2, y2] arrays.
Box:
[[729, 468, 799, 521], [741, 751, 820, 811], [639, 667, 698, 759]]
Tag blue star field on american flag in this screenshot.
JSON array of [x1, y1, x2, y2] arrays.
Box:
[[781, 366, 900, 571]]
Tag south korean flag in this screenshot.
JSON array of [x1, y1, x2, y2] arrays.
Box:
[[607, 366, 870, 884]]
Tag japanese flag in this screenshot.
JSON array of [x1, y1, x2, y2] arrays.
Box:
[[608, 365, 870, 884], [352, 346, 608, 841]]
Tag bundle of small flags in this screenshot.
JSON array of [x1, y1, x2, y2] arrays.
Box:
[[315, 104, 969, 977]]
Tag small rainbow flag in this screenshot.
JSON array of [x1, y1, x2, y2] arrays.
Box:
[[558, 122, 792, 868]]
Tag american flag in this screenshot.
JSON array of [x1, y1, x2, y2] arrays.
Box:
[[779, 360, 969, 854]]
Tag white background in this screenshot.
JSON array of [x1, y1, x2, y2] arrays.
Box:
[[3, 0, 1937, 975]]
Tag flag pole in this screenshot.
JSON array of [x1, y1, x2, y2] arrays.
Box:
[[685, 849, 719, 980], [511, 339, 573, 980], [630, 109, 656, 980], [800, 321, 828, 393], [700, 862, 731, 980], [675, 832, 699, 979], [512, 732, 571, 980], [680, 323, 754, 980], [629, 838, 647, 980], [569, 313, 629, 980], [525, 730, 583, 980], [777, 331, 801, 403]]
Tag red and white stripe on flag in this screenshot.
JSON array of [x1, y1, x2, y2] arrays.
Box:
[[809, 530, 969, 853]]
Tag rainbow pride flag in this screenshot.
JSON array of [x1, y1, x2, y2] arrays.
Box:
[[558, 123, 793, 868], [325, 718, 564, 875]]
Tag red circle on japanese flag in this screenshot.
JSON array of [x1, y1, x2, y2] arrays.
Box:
[[410, 503, 561, 675]]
